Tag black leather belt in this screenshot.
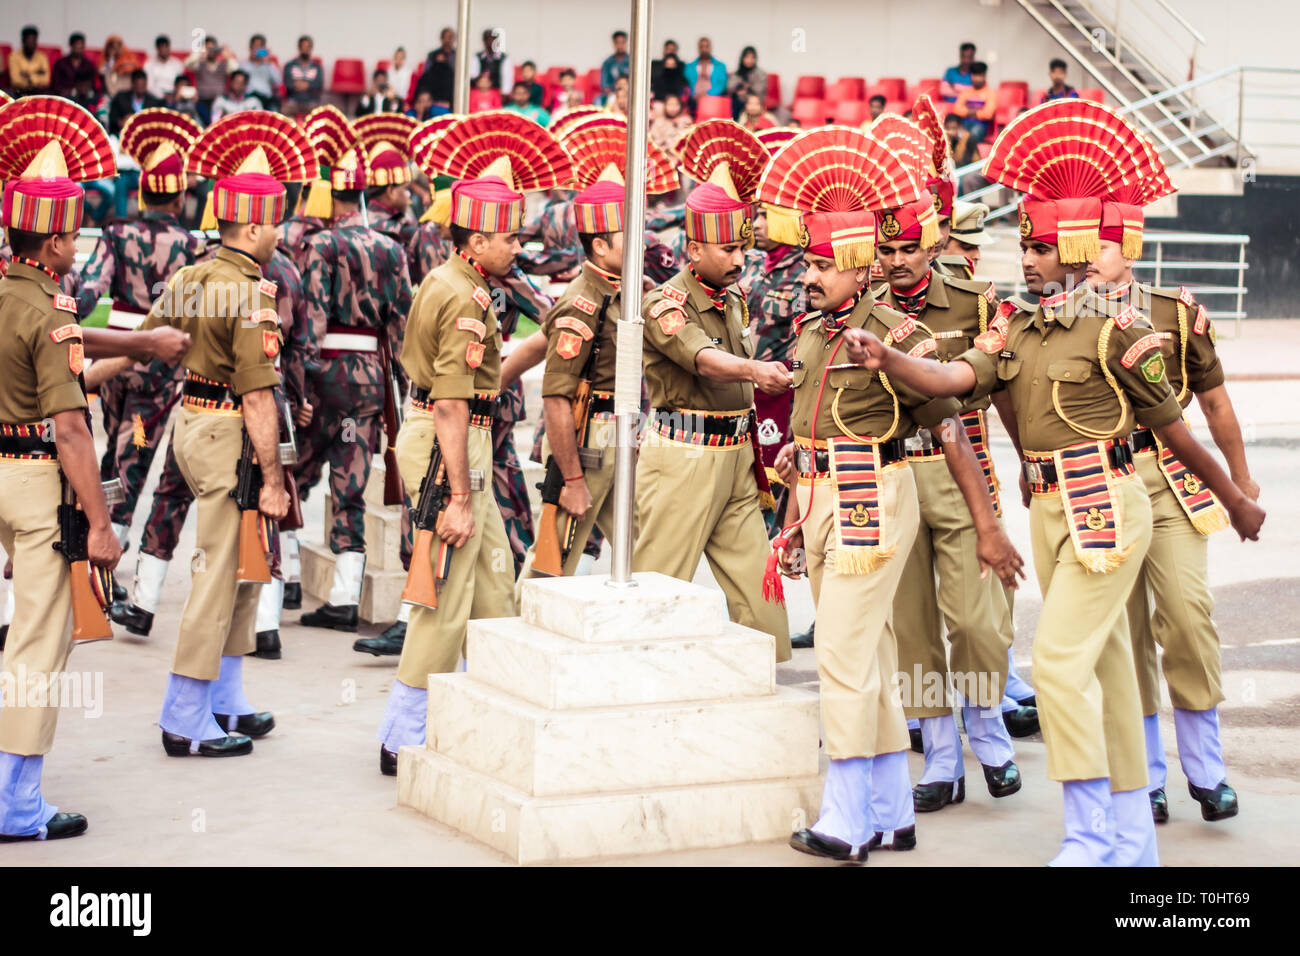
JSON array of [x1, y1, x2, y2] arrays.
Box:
[[1022, 441, 1134, 487], [589, 392, 615, 417], [1130, 427, 1157, 453], [182, 375, 240, 408], [0, 425, 55, 459], [410, 386, 497, 420], [652, 409, 753, 443], [796, 438, 906, 475]]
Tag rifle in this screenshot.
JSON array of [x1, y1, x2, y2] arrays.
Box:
[[533, 293, 611, 576], [230, 432, 273, 583], [401, 436, 453, 609], [278, 395, 304, 532], [379, 333, 406, 507], [52, 477, 123, 643]]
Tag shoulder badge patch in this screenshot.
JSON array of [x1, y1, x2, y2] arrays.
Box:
[[251, 308, 279, 326], [471, 286, 493, 311], [465, 341, 486, 368], [554, 315, 594, 340], [49, 323, 83, 343], [67, 342, 84, 374], [1114, 304, 1141, 330], [1178, 286, 1196, 307], [1140, 352, 1166, 383], [975, 325, 1007, 354], [657, 307, 687, 336], [1121, 332, 1164, 368], [983, 284, 998, 305], [662, 284, 687, 305], [556, 331, 584, 360], [54, 293, 77, 313], [456, 317, 487, 340], [908, 338, 938, 358], [1193, 304, 1210, 336], [573, 295, 598, 315], [889, 316, 917, 343], [258, 277, 278, 297], [263, 330, 281, 358]]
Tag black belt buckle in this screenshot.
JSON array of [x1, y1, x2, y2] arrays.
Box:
[[1110, 440, 1134, 469]]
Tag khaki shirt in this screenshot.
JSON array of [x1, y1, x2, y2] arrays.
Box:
[[1134, 283, 1224, 408], [402, 253, 502, 399], [791, 293, 960, 443], [960, 283, 1183, 452], [541, 262, 620, 399], [933, 255, 975, 281], [0, 262, 88, 422], [137, 246, 282, 396], [641, 267, 754, 411], [877, 270, 999, 413]]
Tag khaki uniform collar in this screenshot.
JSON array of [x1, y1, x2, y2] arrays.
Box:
[[680, 267, 728, 314], [1033, 282, 1089, 332], [582, 261, 618, 294], [881, 269, 949, 312], [4, 261, 60, 295], [215, 246, 263, 278], [449, 251, 491, 292]]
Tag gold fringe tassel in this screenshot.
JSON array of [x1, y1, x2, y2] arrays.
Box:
[[834, 543, 895, 575], [1121, 228, 1144, 261], [759, 489, 777, 511], [199, 191, 217, 232], [1057, 230, 1100, 266], [763, 204, 803, 247], [1190, 503, 1230, 536], [301, 179, 334, 219], [833, 237, 875, 272], [1077, 541, 1136, 574]]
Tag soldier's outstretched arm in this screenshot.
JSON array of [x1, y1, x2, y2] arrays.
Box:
[[1151, 420, 1264, 541], [1196, 384, 1258, 500], [936, 419, 1025, 587], [842, 328, 977, 398], [500, 330, 548, 389], [695, 348, 792, 395], [82, 326, 191, 362]]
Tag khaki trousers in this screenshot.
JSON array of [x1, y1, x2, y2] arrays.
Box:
[[798, 462, 919, 758], [632, 435, 790, 661], [395, 410, 516, 687], [170, 407, 259, 680], [516, 417, 618, 596], [893, 456, 1014, 715], [1030, 473, 1151, 790], [1126, 450, 1223, 715], [0, 460, 73, 755]]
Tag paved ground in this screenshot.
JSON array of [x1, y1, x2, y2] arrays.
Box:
[[4, 321, 1297, 866]]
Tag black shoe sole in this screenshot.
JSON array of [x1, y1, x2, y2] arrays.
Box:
[[300, 619, 358, 632], [251, 649, 282, 660], [1200, 804, 1239, 822]]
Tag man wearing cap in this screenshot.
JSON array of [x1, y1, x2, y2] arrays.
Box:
[[296, 147, 413, 633], [873, 191, 1031, 813], [74, 141, 203, 588], [940, 199, 993, 279], [132, 151, 291, 758], [841, 103, 1266, 863], [365, 142, 420, 268], [634, 168, 793, 655], [515, 177, 624, 584], [375, 166, 521, 773], [1089, 198, 1258, 825]]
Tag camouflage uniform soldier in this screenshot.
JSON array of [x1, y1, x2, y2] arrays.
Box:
[[517, 190, 581, 278], [296, 146, 413, 631], [364, 142, 421, 278]]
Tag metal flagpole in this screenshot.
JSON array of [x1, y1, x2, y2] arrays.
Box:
[[454, 0, 472, 114], [608, 0, 652, 588]]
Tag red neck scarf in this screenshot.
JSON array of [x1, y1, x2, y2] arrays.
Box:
[[689, 265, 726, 310], [12, 256, 61, 283], [893, 270, 931, 317]]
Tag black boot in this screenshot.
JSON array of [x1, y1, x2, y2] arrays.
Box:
[[909, 726, 924, 754], [1002, 704, 1040, 738], [112, 582, 128, 604], [213, 712, 276, 738], [0, 624, 6, 652], [354, 620, 406, 656], [868, 824, 917, 851], [913, 777, 965, 812], [790, 622, 814, 649], [380, 745, 398, 776], [110, 602, 153, 637], [282, 582, 302, 610], [1150, 787, 1169, 824], [300, 603, 358, 632], [982, 760, 1022, 797], [788, 828, 868, 863], [0, 811, 88, 842], [1188, 780, 1238, 822], [252, 629, 281, 660]]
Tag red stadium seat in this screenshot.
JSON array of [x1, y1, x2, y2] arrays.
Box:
[[469, 89, 502, 112], [84, 47, 102, 67], [876, 77, 906, 101], [582, 68, 602, 102], [1080, 87, 1105, 103], [1031, 88, 1048, 106], [884, 99, 907, 116], [977, 141, 992, 160], [909, 78, 941, 102], [829, 76, 866, 102], [765, 73, 781, 110], [543, 66, 573, 87], [832, 99, 869, 126], [999, 80, 1029, 105], [405, 61, 424, 106], [696, 94, 733, 121], [38, 44, 63, 66], [377, 59, 391, 74], [792, 97, 830, 126], [331, 58, 366, 95], [793, 75, 826, 102]]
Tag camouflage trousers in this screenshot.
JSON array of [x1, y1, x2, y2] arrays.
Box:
[[294, 382, 383, 555], [97, 363, 182, 527], [493, 382, 535, 575]]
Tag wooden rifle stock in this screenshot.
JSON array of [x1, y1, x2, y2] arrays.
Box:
[[384, 446, 405, 508], [401, 439, 450, 609], [281, 470, 304, 532], [380, 336, 406, 506], [69, 559, 113, 643], [402, 528, 440, 610], [236, 508, 273, 583]]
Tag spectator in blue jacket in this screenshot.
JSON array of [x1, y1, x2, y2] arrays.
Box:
[[601, 31, 630, 98], [940, 41, 976, 103], [685, 37, 727, 99]]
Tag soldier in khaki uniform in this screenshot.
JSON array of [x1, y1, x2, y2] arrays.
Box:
[[847, 100, 1265, 865], [752, 132, 1023, 861], [634, 123, 792, 655], [378, 124, 569, 775], [939, 199, 993, 280], [1089, 199, 1257, 823], [135, 148, 291, 758], [516, 177, 625, 586], [873, 195, 1027, 812]]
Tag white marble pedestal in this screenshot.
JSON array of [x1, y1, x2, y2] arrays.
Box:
[[397, 572, 822, 864]]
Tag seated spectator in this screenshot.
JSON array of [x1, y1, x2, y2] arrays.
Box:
[[650, 92, 692, 154], [944, 113, 981, 167], [145, 35, 183, 100], [940, 41, 976, 103], [551, 69, 584, 111], [601, 31, 630, 98], [241, 33, 282, 109], [606, 75, 629, 118], [10, 25, 50, 95], [52, 33, 98, 98], [686, 37, 727, 99], [1041, 58, 1079, 102], [186, 35, 240, 124], [727, 46, 767, 120], [388, 47, 412, 106], [100, 35, 141, 99], [504, 81, 550, 126], [406, 88, 449, 121], [211, 70, 260, 122], [109, 69, 164, 136], [359, 70, 404, 115], [738, 92, 776, 132], [285, 35, 324, 116], [165, 76, 203, 123], [69, 73, 108, 129], [953, 62, 996, 141], [652, 52, 687, 102], [518, 61, 546, 107], [868, 94, 886, 121]]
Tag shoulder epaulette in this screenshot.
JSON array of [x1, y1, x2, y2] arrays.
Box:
[[793, 311, 819, 332]]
